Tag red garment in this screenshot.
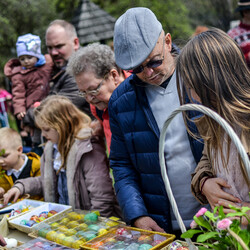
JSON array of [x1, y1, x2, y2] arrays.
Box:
[[228, 22, 250, 67], [0, 89, 12, 113], [4, 55, 53, 115], [90, 70, 131, 153], [91, 105, 111, 152]]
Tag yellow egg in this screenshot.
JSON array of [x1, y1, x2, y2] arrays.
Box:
[[50, 222, 60, 229], [98, 228, 108, 235], [65, 228, 77, 236], [105, 221, 119, 227], [55, 233, 66, 244], [67, 221, 79, 228], [62, 236, 75, 247], [72, 239, 86, 249], [46, 230, 57, 241], [67, 212, 81, 220], [58, 225, 68, 233], [60, 217, 70, 225]]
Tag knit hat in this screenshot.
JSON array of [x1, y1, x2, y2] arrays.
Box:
[[114, 7, 162, 70], [235, 0, 250, 12], [16, 33, 42, 59]]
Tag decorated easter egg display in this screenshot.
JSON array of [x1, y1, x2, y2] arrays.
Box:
[[84, 226, 171, 250]]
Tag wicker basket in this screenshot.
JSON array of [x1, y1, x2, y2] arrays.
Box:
[[8, 203, 72, 234], [159, 104, 250, 249], [81, 226, 175, 250]]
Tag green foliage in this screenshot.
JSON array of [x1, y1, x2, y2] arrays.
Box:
[[181, 205, 250, 249], [93, 0, 193, 42]]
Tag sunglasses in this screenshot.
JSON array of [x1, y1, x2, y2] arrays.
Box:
[[128, 36, 165, 74]]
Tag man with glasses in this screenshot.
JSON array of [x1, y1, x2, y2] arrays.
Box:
[[67, 43, 130, 152], [108, 7, 204, 234]]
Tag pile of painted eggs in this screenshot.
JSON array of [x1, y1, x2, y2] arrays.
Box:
[[20, 210, 58, 227], [7, 205, 34, 218], [84, 227, 167, 250], [17, 237, 72, 249], [37, 211, 119, 249]]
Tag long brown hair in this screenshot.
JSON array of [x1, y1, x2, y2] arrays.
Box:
[[34, 95, 91, 172], [176, 28, 250, 184]]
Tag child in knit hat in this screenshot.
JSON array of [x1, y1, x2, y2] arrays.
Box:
[[4, 33, 53, 120]]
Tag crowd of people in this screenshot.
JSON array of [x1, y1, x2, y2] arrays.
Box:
[[0, 0, 249, 245]]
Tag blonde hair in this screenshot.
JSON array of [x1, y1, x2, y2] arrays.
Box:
[[0, 128, 22, 150], [34, 95, 91, 172], [176, 28, 250, 185]]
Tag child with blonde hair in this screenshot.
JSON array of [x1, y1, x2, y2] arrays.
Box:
[[4, 96, 121, 217], [0, 127, 41, 199]]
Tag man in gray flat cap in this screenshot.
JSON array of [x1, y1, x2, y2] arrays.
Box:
[[108, 7, 204, 234]]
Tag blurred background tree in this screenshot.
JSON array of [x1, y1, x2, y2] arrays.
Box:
[[0, 0, 240, 87]]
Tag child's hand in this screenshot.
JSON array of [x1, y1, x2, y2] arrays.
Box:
[[0, 235, 6, 246], [3, 187, 21, 205], [17, 112, 26, 120], [0, 187, 5, 198]]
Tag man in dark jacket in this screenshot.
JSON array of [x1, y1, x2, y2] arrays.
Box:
[[109, 7, 205, 234], [45, 19, 90, 114]]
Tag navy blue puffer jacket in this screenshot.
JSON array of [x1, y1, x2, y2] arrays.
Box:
[[108, 73, 203, 232]]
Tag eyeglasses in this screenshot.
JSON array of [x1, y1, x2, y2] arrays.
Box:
[[128, 36, 165, 74], [78, 79, 104, 98]]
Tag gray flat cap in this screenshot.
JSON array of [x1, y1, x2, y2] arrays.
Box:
[[114, 7, 162, 70]]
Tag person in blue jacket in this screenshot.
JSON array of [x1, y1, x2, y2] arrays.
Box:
[[109, 7, 205, 235]]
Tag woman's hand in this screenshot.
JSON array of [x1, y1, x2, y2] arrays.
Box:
[[202, 177, 241, 209], [217, 200, 250, 226]]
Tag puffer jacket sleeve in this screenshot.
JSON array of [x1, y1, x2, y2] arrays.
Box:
[[78, 138, 118, 217], [11, 75, 27, 115], [13, 154, 45, 196], [191, 145, 215, 204], [108, 89, 148, 225]]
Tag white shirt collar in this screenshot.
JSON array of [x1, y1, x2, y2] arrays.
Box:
[[7, 154, 28, 179]]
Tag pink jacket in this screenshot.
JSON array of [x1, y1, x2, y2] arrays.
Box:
[[4, 55, 53, 115]]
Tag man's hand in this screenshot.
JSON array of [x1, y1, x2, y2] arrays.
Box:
[[3, 187, 21, 205], [202, 178, 241, 209], [133, 216, 165, 232], [17, 112, 26, 120], [0, 187, 5, 198]]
